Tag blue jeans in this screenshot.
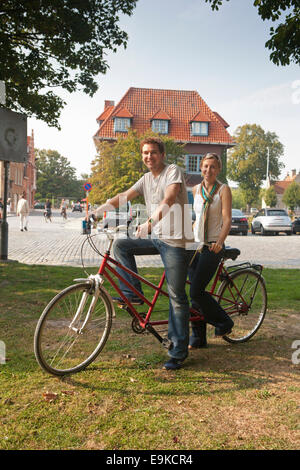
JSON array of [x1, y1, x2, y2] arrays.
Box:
[[113, 236, 192, 360]]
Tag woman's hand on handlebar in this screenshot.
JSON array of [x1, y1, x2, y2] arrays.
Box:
[[209, 242, 223, 254]]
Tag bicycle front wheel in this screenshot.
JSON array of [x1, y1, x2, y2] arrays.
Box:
[[34, 283, 113, 376], [217, 268, 267, 343]]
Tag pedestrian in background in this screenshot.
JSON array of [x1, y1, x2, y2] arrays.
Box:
[[7, 198, 11, 215], [0, 198, 3, 220], [17, 192, 29, 232]]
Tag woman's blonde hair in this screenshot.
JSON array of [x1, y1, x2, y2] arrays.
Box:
[[200, 153, 222, 170]]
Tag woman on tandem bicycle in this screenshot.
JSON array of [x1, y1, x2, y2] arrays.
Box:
[[188, 153, 234, 349]]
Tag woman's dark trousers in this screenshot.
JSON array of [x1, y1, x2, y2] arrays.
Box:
[[188, 246, 233, 347]]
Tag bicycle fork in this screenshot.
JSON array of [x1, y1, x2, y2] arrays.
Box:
[[69, 275, 103, 334]]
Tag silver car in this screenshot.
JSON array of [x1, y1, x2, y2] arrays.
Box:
[[251, 208, 292, 235]]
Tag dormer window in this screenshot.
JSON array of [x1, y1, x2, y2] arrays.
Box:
[[150, 110, 171, 135], [191, 121, 209, 136], [112, 107, 133, 133], [152, 119, 169, 134], [190, 111, 210, 137], [114, 117, 131, 132]]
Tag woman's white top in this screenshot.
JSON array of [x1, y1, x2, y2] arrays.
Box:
[[193, 184, 225, 243]]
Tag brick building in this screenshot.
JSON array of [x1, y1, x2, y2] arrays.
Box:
[[93, 87, 235, 199], [0, 129, 36, 211]]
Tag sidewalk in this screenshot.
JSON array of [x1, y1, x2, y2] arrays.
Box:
[[2, 210, 300, 268], [5, 211, 164, 268]]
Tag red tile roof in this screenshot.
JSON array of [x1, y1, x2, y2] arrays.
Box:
[[94, 87, 234, 145], [190, 111, 211, 122], [96, 105, 114, 123], [150, 109, 172, 120], [273, 181, 290, 194], [112, 106, 133, 118], [213, 111, 229, 128]]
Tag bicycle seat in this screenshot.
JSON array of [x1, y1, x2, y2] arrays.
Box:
[[222, 247, 240, 260]]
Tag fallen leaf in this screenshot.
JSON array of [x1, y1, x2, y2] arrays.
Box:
[[62, 390, 75, 396], [173, 436, 179, 443], [43, 392, 58, 402]]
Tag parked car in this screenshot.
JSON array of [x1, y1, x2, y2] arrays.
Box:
[[34, 202, 45, 209], [292, 218, 300, 234], [72, 203, 82, 212], [229, 209, 249, 236], [250, 207, 258, 214], [251, 208, 292, 235]]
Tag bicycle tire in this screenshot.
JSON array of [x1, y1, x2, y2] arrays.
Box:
[[34, 283, 113, 376], [217, 268, 267, 344]]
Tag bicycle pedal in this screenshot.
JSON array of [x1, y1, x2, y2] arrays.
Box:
[[162, 338, 173, 350], [118, 303, 129, 310]]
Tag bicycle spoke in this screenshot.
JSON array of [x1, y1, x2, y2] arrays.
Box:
[[218, 269, 267, 343], [35, 283, 113, 375]]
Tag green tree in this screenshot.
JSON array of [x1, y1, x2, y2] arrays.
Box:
[[90, 130, 185, 205], [231, 187, 247, 210], [282, 181, 300, 211], [263, 185, 277, 207], [227, 124, 284, 208], [0, 0, 137, 128], [204, 0, 300, 66], [36, 149, 85, 200]]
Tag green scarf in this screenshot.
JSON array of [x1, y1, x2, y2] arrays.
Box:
[[190, 181, 220, 265]]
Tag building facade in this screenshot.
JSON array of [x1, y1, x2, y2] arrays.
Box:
[[0, 129, 36, 211], [93, 87, 235, 199], [263, 169, 300, 211]]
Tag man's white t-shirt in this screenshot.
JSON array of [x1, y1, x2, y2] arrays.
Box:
[[132, 164, 194, 248]]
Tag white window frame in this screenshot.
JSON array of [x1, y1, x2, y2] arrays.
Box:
[[114, 117, 131, 132], [191, 121, 209, 136], [186, 154, 203, 173], [151, 119, 169, 134]]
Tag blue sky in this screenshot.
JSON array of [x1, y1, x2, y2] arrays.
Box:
[[28, 0, 300, 180]]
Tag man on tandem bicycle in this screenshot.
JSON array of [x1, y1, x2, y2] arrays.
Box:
[[89, 137, 194, 370]]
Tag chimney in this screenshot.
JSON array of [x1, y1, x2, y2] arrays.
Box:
[[291, 169, 296, 177], [105, 100, 114, 109]]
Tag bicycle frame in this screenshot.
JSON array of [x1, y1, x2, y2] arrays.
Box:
[[95, 246, 240, 343], [77, 228, 264, 348]]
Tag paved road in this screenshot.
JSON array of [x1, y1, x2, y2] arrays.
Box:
[[2, 209, 300, 268]]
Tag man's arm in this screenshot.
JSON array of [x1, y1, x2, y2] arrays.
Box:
[[90, 187, 140, 219]]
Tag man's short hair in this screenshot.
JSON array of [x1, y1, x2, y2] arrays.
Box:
[[140, 137, 165, 155]]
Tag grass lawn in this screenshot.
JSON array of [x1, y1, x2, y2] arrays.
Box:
[[0, 262, 299, 450]]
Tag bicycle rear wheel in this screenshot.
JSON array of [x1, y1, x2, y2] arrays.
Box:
[[34, 283, 113, 376], [217, 268, 267, 343]]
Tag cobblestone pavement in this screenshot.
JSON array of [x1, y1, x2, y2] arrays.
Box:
[[3, 210, 300, 268]]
